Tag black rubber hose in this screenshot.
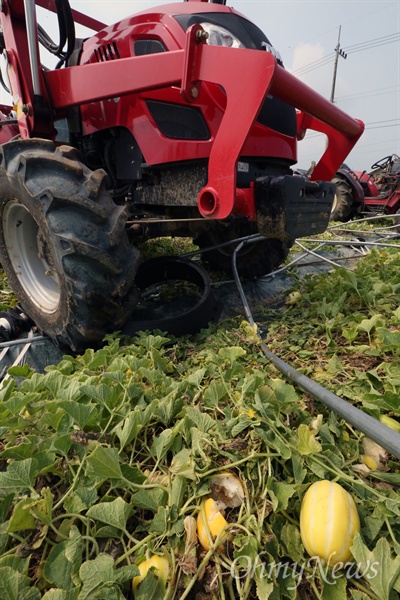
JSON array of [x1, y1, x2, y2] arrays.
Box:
[[232, 239, 400, 459], [260, 342, 400, 459]]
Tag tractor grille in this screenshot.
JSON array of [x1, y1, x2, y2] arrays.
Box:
[[94, 42, 120, 62]]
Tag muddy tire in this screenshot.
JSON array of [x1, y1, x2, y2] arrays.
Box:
[[330, 177, 354, 222], [194, 227, 291, 279], [0, 139, 140, 351]]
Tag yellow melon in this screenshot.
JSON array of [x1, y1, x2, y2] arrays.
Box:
[[132, 555, 169, 592], [197, 498, 228, 551], [300, 480, 360, 566]]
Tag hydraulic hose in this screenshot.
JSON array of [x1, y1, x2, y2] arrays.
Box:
[[232, 239, 400, 460]]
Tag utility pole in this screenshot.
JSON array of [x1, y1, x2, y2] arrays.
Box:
[[330, 26, 347, 103]]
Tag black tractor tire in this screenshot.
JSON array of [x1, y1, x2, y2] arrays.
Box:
[[330, 177, 355, 222], [0, 139, 140, 351], [194, 227, 292, 279]]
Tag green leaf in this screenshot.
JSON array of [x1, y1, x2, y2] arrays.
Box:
[[350, 592, 371, 600], [186, 368, 206, 387], [78, 554, 114, 599], [112, 410, 143, 449], [291, 454, 306, 484], [321, 575, 348, 599], [296, 424, 322, 455], [63, 488, 98, 514], [148, 506, 168, 534], [252, 554, 274, 600], [114, 564, 139, 585], [87, 498, 131, 531], [363, 508, 386, 543], [135, 569, 166, 600], [254, 427, 292, 460], [270, 378, 299, 405], [231, 415, 254, 437], [120, 464, 147, 485], [203, 381, 228, 407], [151, 428, 175, 461], [0, 556, 27, 573], [280, 523, 303, 563], [60, 401, 98, 429], [7, 498, 35, 532], [44, 527, 82, 589], [78, 553, 137, 600], [154, 392, 183, 425], [267, 481, 297, 512], [131, 488, 168, 513], [85, 445, 123, 480], [170, 475, 187, 508], [42, 590, 79, 600], [0, 440, 34, 460], [184, 407, 216, 434], [6, 364, 33, 378], [0, 566, 32, 600], [169, 448, 197, 480], [0, 378, 16, 402], [350, 533, 400, 600], [218, 346, 246, 363], [79, 384, 121, 409], [357, 314, 383, 335], [0, 494, 14, 523], [376, 327, 400, 350], [0, 459, 37, 492], [11, 588, 41, 600]]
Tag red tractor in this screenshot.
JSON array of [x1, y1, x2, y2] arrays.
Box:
[[0, 0, 363, 350], [331, 154, 400, 222]]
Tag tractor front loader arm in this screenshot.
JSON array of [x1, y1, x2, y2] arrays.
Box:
[[43, 24, 363, 221], [180, 26, 364, 219]]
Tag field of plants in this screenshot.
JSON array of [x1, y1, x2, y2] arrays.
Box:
[[0, 240, 399, 599]]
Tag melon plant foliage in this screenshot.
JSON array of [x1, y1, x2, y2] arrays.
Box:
[[0, 247, 399, 599]]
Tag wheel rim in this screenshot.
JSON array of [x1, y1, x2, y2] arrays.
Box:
[[3, 200, 60, 313]]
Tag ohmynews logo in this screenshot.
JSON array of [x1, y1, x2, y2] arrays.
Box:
[[230, 553, 379, 590]]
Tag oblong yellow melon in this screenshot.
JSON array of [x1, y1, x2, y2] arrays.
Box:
[[300, 480, 360, 566]]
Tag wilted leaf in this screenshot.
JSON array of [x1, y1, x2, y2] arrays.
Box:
[[297, 424, 322, 455]]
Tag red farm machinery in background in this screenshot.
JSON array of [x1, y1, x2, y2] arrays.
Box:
[[0, 0, 364, 350], [331, 154, 400, 222]]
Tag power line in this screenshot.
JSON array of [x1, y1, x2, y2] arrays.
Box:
[[367, 119, 400, 126], [367, 124, 400, 130], [347, 37, 400, 55], [301, 120, 400, 140], [292, 53, 335, 76], [336, 85, 400, 102], [343, 32, 400, 54], [292, 31, 400, 77]]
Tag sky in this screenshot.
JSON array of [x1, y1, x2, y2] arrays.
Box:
[[2, 0, 399, 172]]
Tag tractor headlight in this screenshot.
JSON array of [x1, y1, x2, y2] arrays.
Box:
[[199, 22, 245, 49], [261, 41, 283, 64]]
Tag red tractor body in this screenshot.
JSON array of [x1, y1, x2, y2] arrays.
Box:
[[331, 155, 400, 221], [0, 0, 364, 349]]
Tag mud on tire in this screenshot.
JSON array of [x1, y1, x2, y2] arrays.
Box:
[[0, 139, 140, 351]]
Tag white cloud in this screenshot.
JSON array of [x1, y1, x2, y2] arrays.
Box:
[[289, 42, 325, 74]]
